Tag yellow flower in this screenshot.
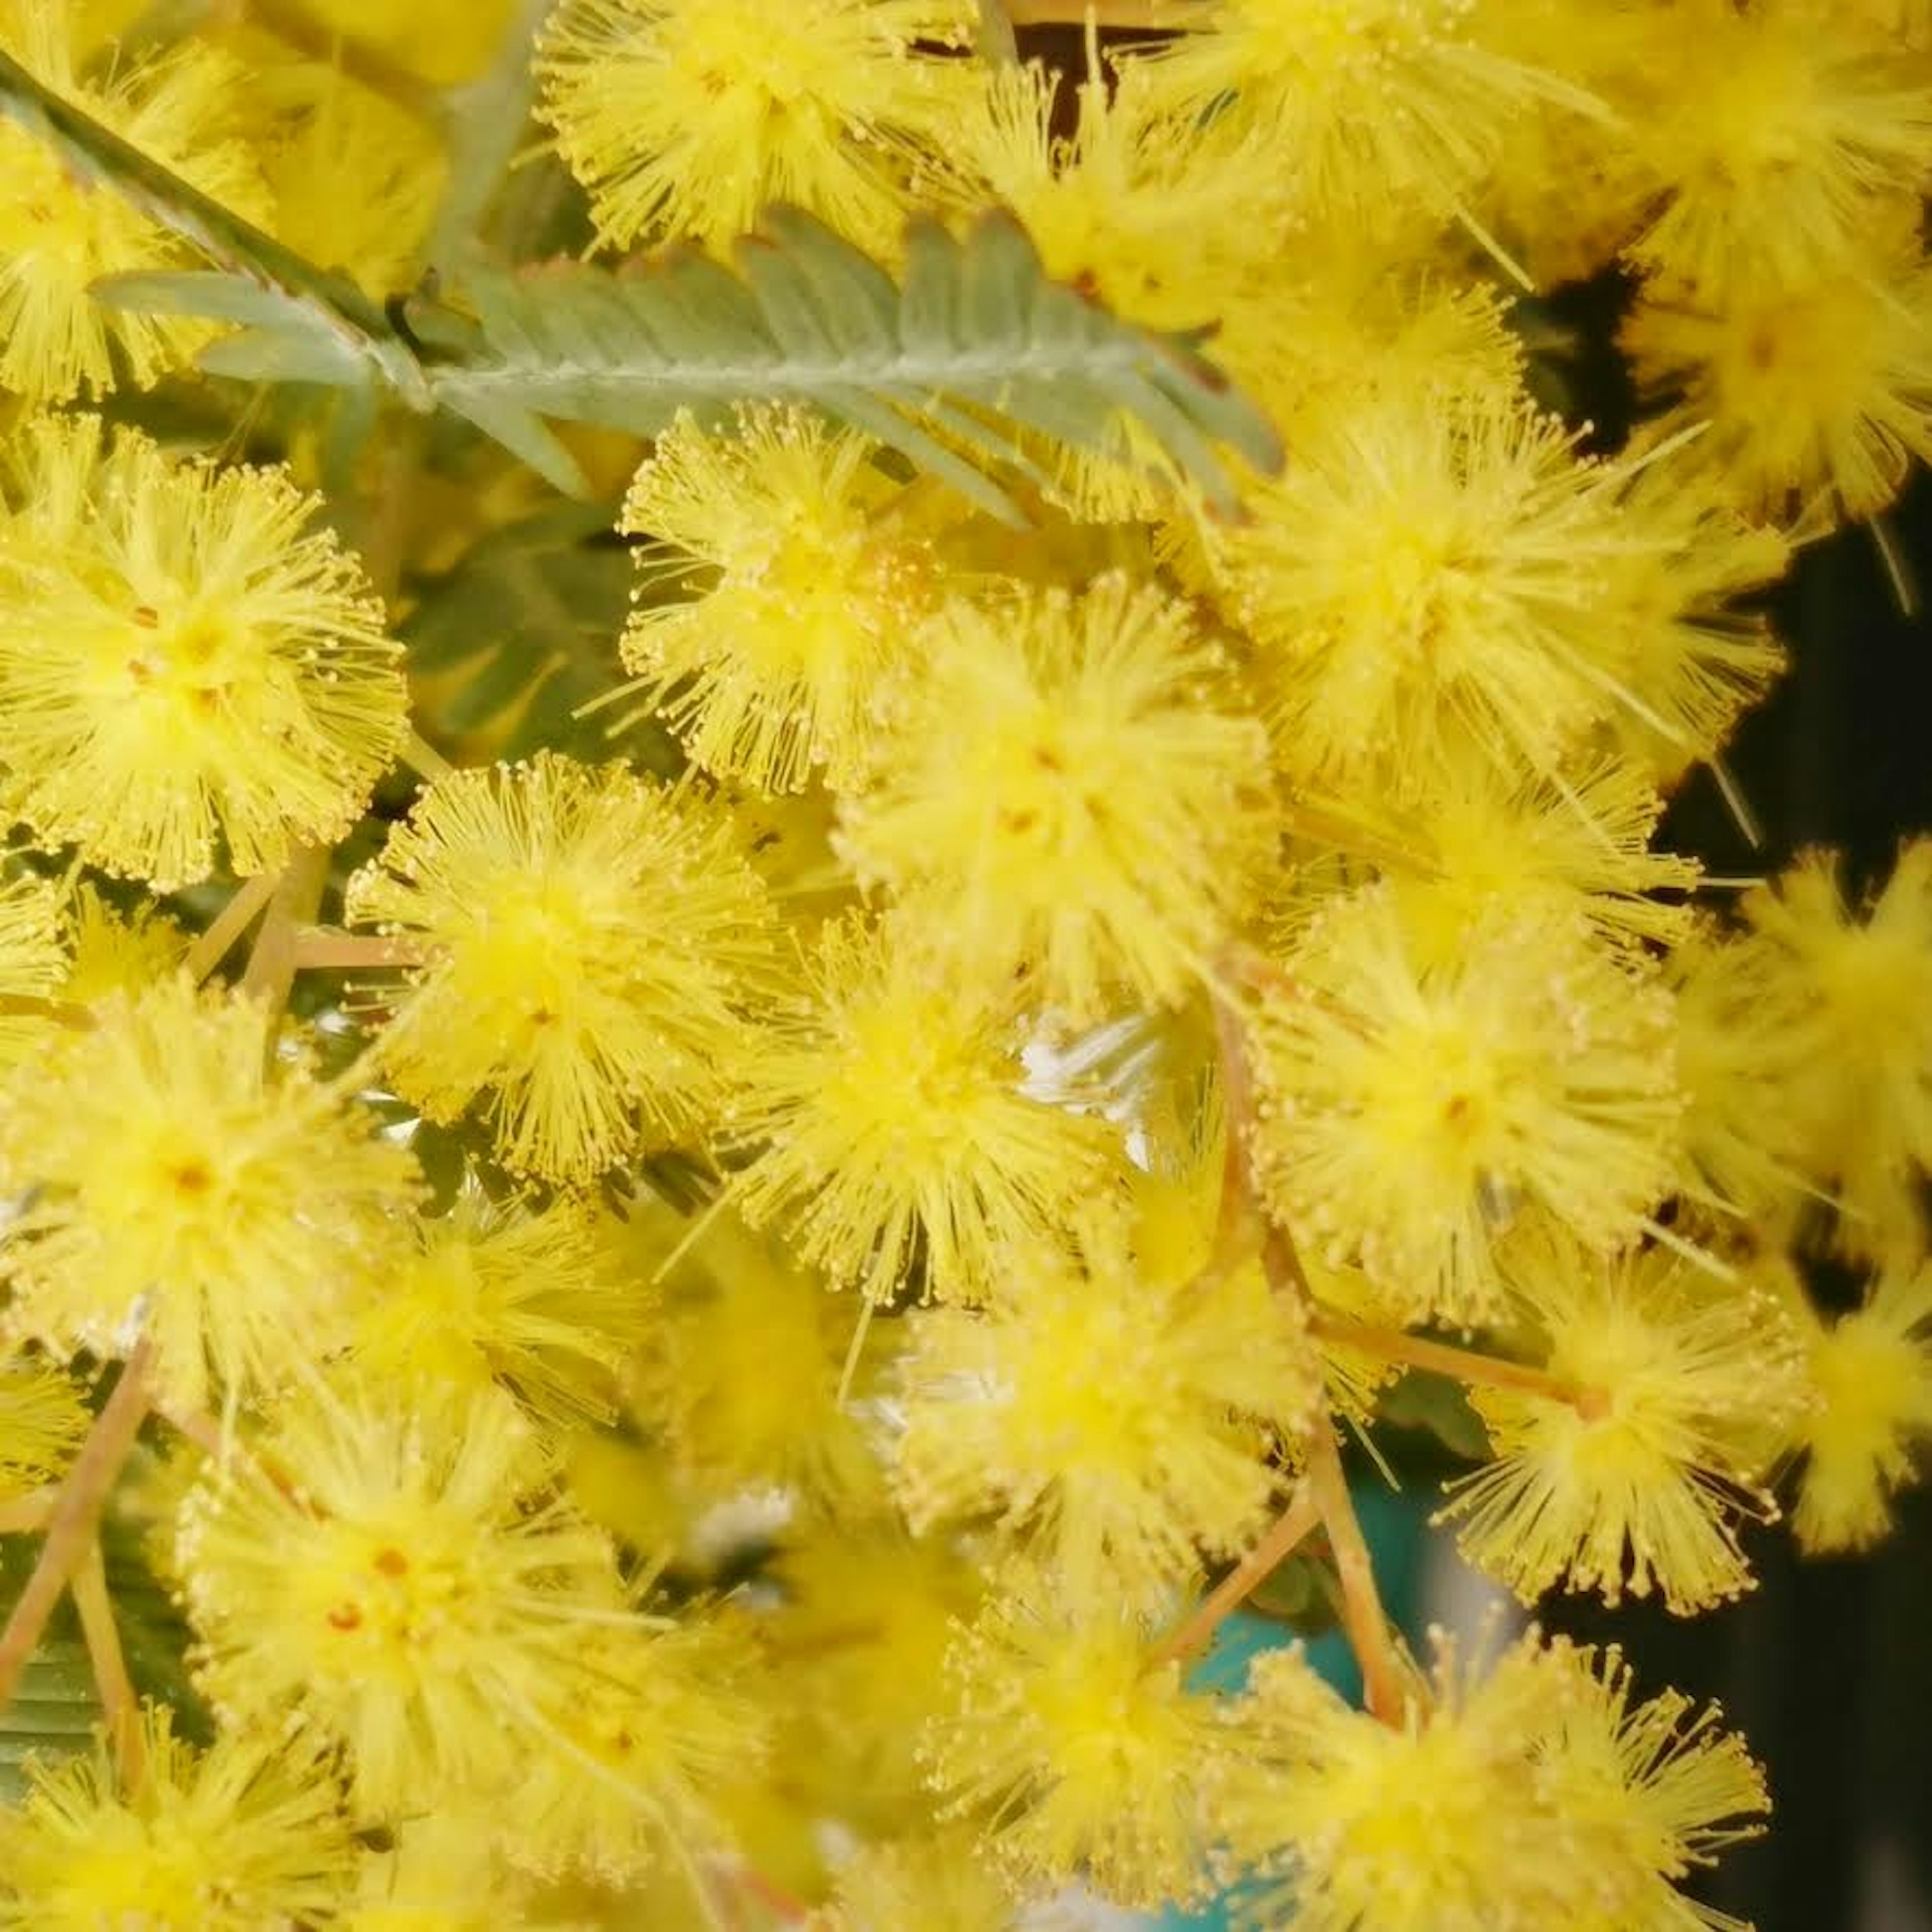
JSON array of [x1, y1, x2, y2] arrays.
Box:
[[535, 0, 977, 254], [1211, 1633, 1581, 1931], [722, 911, 1120, 1306], [1438, 1240, 1806, 1613], [0, 4, 270, 401], [0, 415, 408, 890], [1206, 384, 1732, 803], [1740, 841, 1932, 1260], [841, 576, 1276, 1021], [0, 868, 63, 1066], [615, 405, 942, 795], [345, 1807, 558, 1930], [1251, 886, 1680, 1326], [0, 1348, 86, 1504], [346, 753, 777, 1183], [0, 975, 419, 1411], [894, 1214, 1315, 1606], [923, 1564, 1221, 1907], [1535, 1638, 1769, 1932], [633, 1206, 882, 1508], [1622, 206, 1932, 524], [179, 1376, 623, 1818], [1132, 0, 1599, 232], [1789, 1266, 1932, 1553], [54, 879, 188, 1004], [1622, 0, 1932, 304], [819, 1828, 1015, 1932], [0, 1705, 356, 1931], [346, 1183, 654, 1431], [502, 1618, 766, 1884]]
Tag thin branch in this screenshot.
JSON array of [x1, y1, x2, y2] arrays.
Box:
[[1308, 1308, 1603, 1416], [72, 1540, 142, 1791], [184, 867, 283, 985], [1003, 0, 1208, 23], [0, 1340, 155, 1719], [289, 929, 428, 972], [1155, 1486, 1321, 1667], [239, 845, 330, 1019]]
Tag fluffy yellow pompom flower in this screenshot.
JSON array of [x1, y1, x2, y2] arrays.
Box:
[[616, 406, 941, 794], [840, 576, 1275, 1021], [345, 1807, 559, 1930], [534, 0, 976, 254], [1206, 386, 1729, 802], [0, 1705, 356, 1931], [347, 753, 776, 1183], [54, 879, 187, 1004], [0, 5, 269, 402], [0, 869, 63, 1065], [0, 415, 408, 890], [1535, 1638, 1769, 1931], [1789, 1267, 1932, 1553], [1133, 0, 1597, 233], [894, 1218, 1314, 1605], [503, 1618, 766, 1885], [1211, 1635, 1582, 1931], [1251, 887, 1680, 1326], [821, 1828, 1016, 1932], [634, 1208, 880, 1507], [346, 1183, 653, 1430], [178, 1378, 622, 1817], [1622, 210, 1932, 524], [1740, 841, 1932, 1258], [722, 912, 1119, 1306], [0, 1349, 86, 1504], [923, 1566, 1221, 1907], [0, 975, 419, 1410], [1623, 0, 1932, 303], [1438, 1241, 1806, 1613]]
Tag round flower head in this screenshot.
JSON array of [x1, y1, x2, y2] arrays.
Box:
[[345, 1807, 562, 1930], [345, 1182, 654, 1431], [1133, 0, 1599, 235], [1788, 1266, 1932, 1554], [1533, 1639, 1769, 1931], [0, 869, 63, 1066], [0, 975, 420, 1411], [1211, 1633, 1587, 1932], [1621, 208, 1932, 524], [1437, 1240, 1806, 1614], [178, 1375, 624, 1818], [923, 1564, 1222, 1907], [54, 880, 188, 1004], [346, 753, 777, 1183], [0, 1704, 356, 1931], [535, 0, 977, 254], [894, 1215, 1315, 1606], [840, 576, 1276, 1021], [0, 8, 269, 402], [1250, 886, 1680, 1326], [722, 911, 1120, 1306], [821, 1829, 1016, 1932], [1739, 842, 1932, 1260], [1206, 386, 1699, 804], [1622, 0, 1932, 305], [0, 415, 408, 890], [502, 1617, 765, 1885], [0, 1348, 87, 1504], [616, 405, 942, 795]]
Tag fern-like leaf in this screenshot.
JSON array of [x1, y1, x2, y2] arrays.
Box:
[[431, 210, 1282, 521]]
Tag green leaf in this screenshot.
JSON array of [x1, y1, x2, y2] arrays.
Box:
[[428, 209, 1283, 523], [0, 1638, 97, 1805], [1376, 1370, 1492, 1463]]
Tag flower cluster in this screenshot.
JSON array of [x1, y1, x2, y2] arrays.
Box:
[[1, 0, 1928, 1924]]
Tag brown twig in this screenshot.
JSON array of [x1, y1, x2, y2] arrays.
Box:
[[0, 1340, 155, 1718], [184, 867, 283, 985], [289, 929, 428, 972], [1156, 1486, 1321, 1667], [240, 845, 330, 1019], [1309, 1308, 1603, 1417], [72, 1539, 142, 1790]]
